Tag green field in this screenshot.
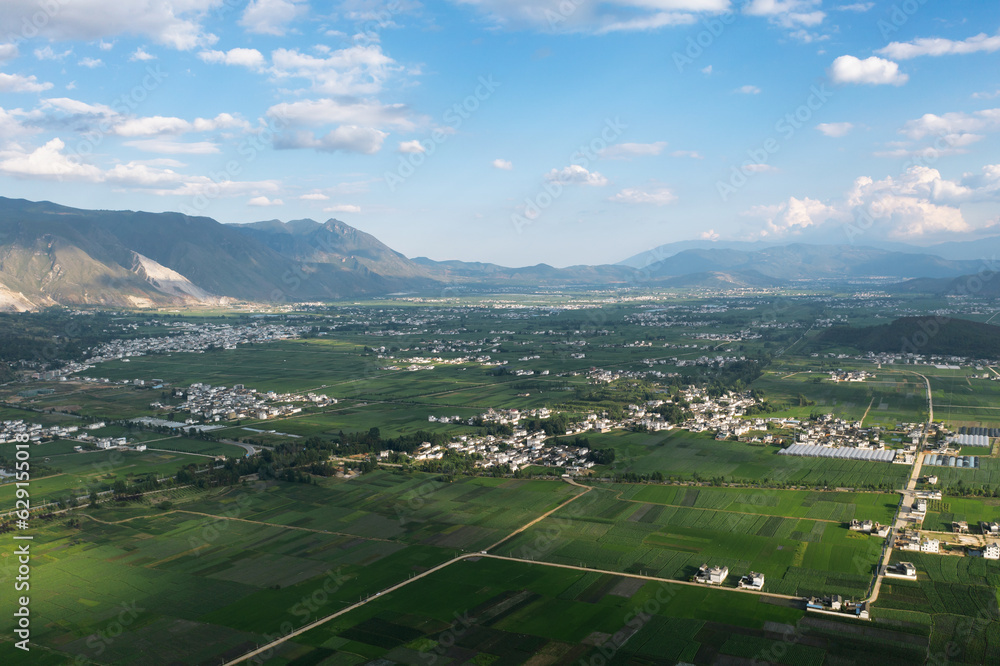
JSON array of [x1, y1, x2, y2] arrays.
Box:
[[497, 486, 892, 599]]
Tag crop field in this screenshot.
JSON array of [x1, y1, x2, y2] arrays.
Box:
[[589, 429, 911, 489], [265, 556, 927, 666], [497, 491, 885, 599], [923, 497, 1000, 533], [618, 485, 900, 524], [926, 457, 1000, 495], [0, 446, 210, 506], [878, 551, 1000, 665], [0, 472, 580, 664]]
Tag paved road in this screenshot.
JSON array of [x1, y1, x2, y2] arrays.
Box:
[[867, 371, 934, 604]]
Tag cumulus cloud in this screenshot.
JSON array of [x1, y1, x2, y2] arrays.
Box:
[[240, 0, 308, 36], [198, 48, 265, 69], [609, 186, 677, 205], [34, 46, 72, 61], [744, 0, 825, 35], [829, 55, 907, 86], [901, 108, 1000, 140], [878, 31, 1000, 60], [130, 47, 156, 61], [324, 204, 361, 213], [78, 57, 103, 68], [0, 73, 53, 93], [269, 45, 397, 96], [248, 195, 283, 206], [817, 122, 854, 137], [735, 85, 761, 94], [0, 138, 102, 180], [744, 164, 1000, 241], [114, 112, 251, 137], [0, 44, 18, 62], [397, 140, 425, 153], [492, 158, 513, 170], [544, 164, 608, 186], [300, 192, 329, 201], [600, 141, 667, 159]]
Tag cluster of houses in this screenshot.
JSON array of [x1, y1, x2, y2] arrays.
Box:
[[396, 434, 595, 472], [806, 595, 869, 620], [0, 419, 80, 444], [828, 370, 872, 382], [172, 383, 332, 422], [849, 519, 891, 537], [82, 323, 309, 365]]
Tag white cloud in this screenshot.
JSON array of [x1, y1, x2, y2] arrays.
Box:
[[99, 40, 115, 51], [78, 57, 104, 68], [114, 112, 251, 137], [267, 97, 416, 131], [40, 97, 115, 116], [0, 44, 18, 62], [817, 122, 854, 137], [248, 195, 284, 206], [744, 0, 825, 31], [0, 138, 102, 180], [275, 126, 387, 154], [835, 2, 872, 11], [878, 31, 1000, 60], [610, 186, 677, 205], [595, 12, 699, 35], [744, 163, 777, 173], [492, 158, 513, 170], [123, 139, 220, 154], [701, 65, 712, 74], [901, 108, 1000, 140], [0, 0, 220, 51], [34, 46, 72, 61], [450, 0, 729, 35], [270, 45, 397, 96], [700, 228, 720, 240], [300, 192, 329, 201], [130, 47, 156, 61], [972, 89, 1000, 100], [735, 84, 761, 94], [398, 139, 425, 153], [600, 141, 667, 159], [829, 55, 907, 86], [324, 204, 361, 213], [670, 150, 703, 158], [744, 164, 1000, 241], [0, 73, 53, 93], [198, 48, 265, 69], [545, 164, 608, 186], [240, 0, 308, 36]]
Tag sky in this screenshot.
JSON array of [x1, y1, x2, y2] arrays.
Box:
[[0, 0, 998, 267]]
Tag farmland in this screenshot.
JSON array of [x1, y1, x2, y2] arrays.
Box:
[[1, 294, 999, 664]]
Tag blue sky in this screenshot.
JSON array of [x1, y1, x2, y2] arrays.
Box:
[[0, 0, 998, 266]]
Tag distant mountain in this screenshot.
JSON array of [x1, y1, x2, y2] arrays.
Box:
[[819, 317, 1000, 358], [642, 244, 981, 281], [891, 271, 1000, 297], [233, 218, 434, 280], [1, 196, 996, 311], [0, 197, 416, 310], [652, 270, 788, 289], [618, 240, 783, 268], [412, 257, 635, 286]]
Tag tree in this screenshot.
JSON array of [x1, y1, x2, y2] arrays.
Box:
[[88, 490, 99, 507]]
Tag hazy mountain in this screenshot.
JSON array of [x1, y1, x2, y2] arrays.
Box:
[[643, 244, 981, 280], [891, 271, 1000, 298]]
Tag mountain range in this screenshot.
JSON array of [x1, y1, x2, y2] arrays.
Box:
[[0, 196, 995, 310]]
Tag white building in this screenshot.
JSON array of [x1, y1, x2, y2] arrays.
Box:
[[920, 539, 940, 554]]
